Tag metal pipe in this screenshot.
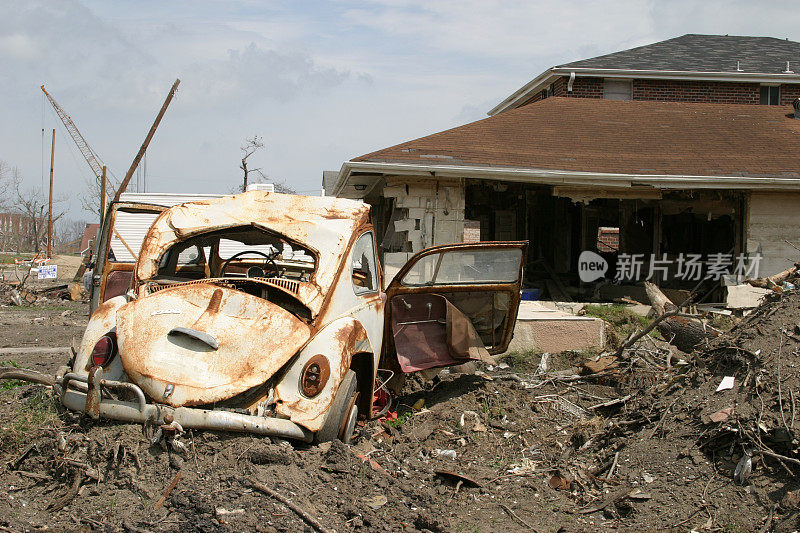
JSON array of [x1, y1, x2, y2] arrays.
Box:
[[62, 372, 145, 411]]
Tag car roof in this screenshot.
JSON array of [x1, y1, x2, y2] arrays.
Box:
[[136, 190, 371, 316]]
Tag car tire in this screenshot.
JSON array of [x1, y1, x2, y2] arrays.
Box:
[[314, 369, 358, 444]]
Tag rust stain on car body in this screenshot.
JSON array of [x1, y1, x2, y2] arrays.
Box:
[[117, 282, 312, 407]]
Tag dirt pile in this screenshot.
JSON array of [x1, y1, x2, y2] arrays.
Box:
[[6, 291, 800, 530]]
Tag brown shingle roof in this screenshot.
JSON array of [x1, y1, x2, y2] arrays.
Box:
[[354, 98, 800, 178]]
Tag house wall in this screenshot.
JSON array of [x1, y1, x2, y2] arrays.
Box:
[[747, 191, 800, 277], [380, 176, 465, 281], [520, 76, 800, 106], [632, 79, 761, 103]]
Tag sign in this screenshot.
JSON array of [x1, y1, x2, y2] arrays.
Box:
[[37, 264, 58, 280], [463, 220, 481, 243]]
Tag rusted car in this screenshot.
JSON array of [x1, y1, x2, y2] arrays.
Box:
[[54, 191, 526, 443]]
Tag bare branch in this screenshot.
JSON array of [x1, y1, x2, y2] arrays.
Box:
[[5, 165, 68, 254]]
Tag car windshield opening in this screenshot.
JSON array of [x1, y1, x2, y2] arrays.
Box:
[[140, 225, 316, 320]]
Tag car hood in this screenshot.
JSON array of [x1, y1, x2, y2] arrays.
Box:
[[115, 283, 312, 407]]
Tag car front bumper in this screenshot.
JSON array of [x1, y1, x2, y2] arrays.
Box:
[[56, 370, 313, 442]]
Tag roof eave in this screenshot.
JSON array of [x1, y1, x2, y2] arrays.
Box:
[[335, 161, 800, 192], [487, 68, 558, 116], [488, 67, 800, 115]]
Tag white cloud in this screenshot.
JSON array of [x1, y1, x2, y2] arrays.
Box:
[[181, 43, 350, 107], [3, 0, 800, 220], [0, 33, 39, 60]]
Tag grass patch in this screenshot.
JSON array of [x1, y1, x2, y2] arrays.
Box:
[[0, 360, 27, 390], [498, 350, 535, 370], [0, 389, 60, 448], [583, 304, 655, 341], [0, 253, 29, 264], [498, 349, 587, 372], [383, 410, 413, 428], [0, 361, 59, 447]]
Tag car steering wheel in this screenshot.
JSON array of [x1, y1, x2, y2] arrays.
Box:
[[219, 250, 278, 278]]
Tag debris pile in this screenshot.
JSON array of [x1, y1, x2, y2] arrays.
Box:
[[0, 279, 86, 306], [560, 287, 800, 531], [4, 286, 800, 530]]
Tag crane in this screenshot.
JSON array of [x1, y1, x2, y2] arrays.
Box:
[[40, 85, 119, 210]]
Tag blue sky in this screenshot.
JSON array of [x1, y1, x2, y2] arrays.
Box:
[[2, 0, 799, 220]]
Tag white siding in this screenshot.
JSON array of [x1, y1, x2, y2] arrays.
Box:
[[118, 192, 224, 207], [747, 191, 800, 277], [111, 193, 225, 262]]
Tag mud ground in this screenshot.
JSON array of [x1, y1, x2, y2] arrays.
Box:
[[0, 296, 798, 532]]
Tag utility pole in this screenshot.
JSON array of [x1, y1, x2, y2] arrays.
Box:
[[47, 128, 55, 258], [100, 165, 107, 224], [114, 78, 180, 202]]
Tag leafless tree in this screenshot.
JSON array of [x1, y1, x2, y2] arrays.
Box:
[[10, 168, 66, 254], [56, 218, 89, 251], [0, 160, 11, 211], [240, 136, 265, 192], [238, 136, 296, 194]]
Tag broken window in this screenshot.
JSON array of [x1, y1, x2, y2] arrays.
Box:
[[151, 225, 316, 284], [401, 248, 522, 287], [351, 232, 378, 295]]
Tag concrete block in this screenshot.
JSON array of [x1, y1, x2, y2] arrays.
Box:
[[407, 185, 435, 197], [726, 284, 770, 309], [393, 218, 416, 233], [395, 195, 421, 208], [501, 301, 606, 354], [384, 252, 411, 266], [383, 186, 404, 198], [407, 208, 426, 220], [434, 220, 460, 245]]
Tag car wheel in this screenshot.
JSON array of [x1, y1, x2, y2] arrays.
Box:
[[314, 370, 358, 444]]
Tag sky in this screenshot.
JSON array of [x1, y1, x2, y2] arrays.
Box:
[[2, 0, 800, 221]]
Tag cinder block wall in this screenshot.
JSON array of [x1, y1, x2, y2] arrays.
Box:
[[747, 191, 800, 277], [381, 176, 465, 280]]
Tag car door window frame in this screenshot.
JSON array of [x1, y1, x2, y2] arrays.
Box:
[[351, 231, 379, 296]]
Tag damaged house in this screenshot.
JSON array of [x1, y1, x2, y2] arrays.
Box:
[[326, 34, 800, 302]]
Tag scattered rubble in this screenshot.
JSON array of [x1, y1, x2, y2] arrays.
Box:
[[4, 280, 800, 530]]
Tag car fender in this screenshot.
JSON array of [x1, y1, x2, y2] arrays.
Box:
[[74, 295, 127, 379], [274, 317, 371, 431]]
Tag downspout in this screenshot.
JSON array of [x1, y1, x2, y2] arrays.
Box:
[[567, 71, 576, 93]]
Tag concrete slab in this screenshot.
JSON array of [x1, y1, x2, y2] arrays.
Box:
[[505, 301, 606, 354], [726, 284, 770, 309]]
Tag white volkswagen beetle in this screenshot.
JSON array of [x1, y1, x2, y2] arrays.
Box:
[[52, 191, 526, 443]]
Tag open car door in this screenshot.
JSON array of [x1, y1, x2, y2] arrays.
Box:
[[89, 202, 167, 314], [385, 241, 527, 373]]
